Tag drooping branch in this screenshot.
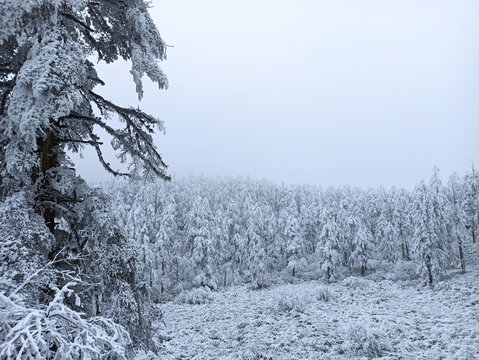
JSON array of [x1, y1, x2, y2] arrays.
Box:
[[88, 127, 131, 177], [94, 143, 131, 177], [65, 101, 170, 180], [89, 91, 160, 134], [88, 91, 169, 173]]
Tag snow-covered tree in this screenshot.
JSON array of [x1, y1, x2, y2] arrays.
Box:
[[186, 196, 218, 290], [464, 164, 479, 243], [377, 189, 404, 263], [245, 204, 270, 289], [1, 0, 169, 234], [213, 210, 235, 287], [412, 178, 448, 286], [0, 0, 171, 352], [316, 207, 341, 283], [393, 189, 413, 261], [299, 201, 319, 254], [152, 193, 177, 296], [337, 192, 359, 268], [350, 222, 373, 275], [284, 201, 306, 277], [447, 173, 467, 273]]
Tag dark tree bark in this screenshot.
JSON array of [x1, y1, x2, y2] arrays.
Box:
[[458, 241, 465, 274], [472, 218, 477, 243], [426, 254, 433, 286], [35, 128, 60, 235]]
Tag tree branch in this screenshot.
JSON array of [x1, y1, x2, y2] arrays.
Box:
[[58, 138, 103, 145], [60, 12, 95, 33], [65, 111, 170, 180]]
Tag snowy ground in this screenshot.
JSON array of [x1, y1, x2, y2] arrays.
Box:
[[156, 247, 479, 359]]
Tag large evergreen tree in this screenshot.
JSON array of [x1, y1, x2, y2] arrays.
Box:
[[1, 0, 169, 231], [0, 0, 170, 354]]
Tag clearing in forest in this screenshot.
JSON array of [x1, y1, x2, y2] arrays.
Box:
[[156, 245, 479, 360]]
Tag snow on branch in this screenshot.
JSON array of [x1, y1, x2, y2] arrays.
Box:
[[0, 282, 130, 360]]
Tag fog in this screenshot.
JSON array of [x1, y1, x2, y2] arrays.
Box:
[[73, 0, 479, 188]]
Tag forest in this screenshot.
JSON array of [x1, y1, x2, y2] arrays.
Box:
[[106, 168, 478, 296]]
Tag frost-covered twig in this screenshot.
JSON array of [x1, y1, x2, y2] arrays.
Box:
[[10, 248, 67, 297], [0, 282, 130, 360]]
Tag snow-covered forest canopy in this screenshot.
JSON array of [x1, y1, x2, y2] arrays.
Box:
[[105, 167, 478, 295], [1, 0, 478, 359]]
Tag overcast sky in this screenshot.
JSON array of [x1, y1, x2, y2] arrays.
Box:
[[73, 0, 479, 188]]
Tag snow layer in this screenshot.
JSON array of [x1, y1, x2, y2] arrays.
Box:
[[156, 245, 479, 359]]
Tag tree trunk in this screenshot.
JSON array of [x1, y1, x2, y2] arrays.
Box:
[[405, 243, 410, 261], [426, 255, 433, 286], [34, 128, 62, 262], [458, 241, 465, 274], [36, 130, 59, 234], [472, 218, 477, 243]]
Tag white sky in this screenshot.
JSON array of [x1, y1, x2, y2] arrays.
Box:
[[74, 0, 479, 188]]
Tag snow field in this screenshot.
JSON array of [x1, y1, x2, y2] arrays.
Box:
[[156, 251, 479, 359]]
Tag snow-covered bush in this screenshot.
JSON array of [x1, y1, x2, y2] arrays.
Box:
[[342, 276, 373, 289], [275, 294, 307, 313], [343, 323, 392, 358], [433, 281, 451, 291], [370, 260, 417, 282], [0, 282, 130, 360], [249, 275, 270, 291], [315, 285, 334, 302], [176, 287, 213, 305], [453, 345, 479, 360], [241, 349, 273, 360]]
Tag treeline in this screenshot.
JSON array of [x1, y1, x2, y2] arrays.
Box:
[[106, 166, 478, 296]]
